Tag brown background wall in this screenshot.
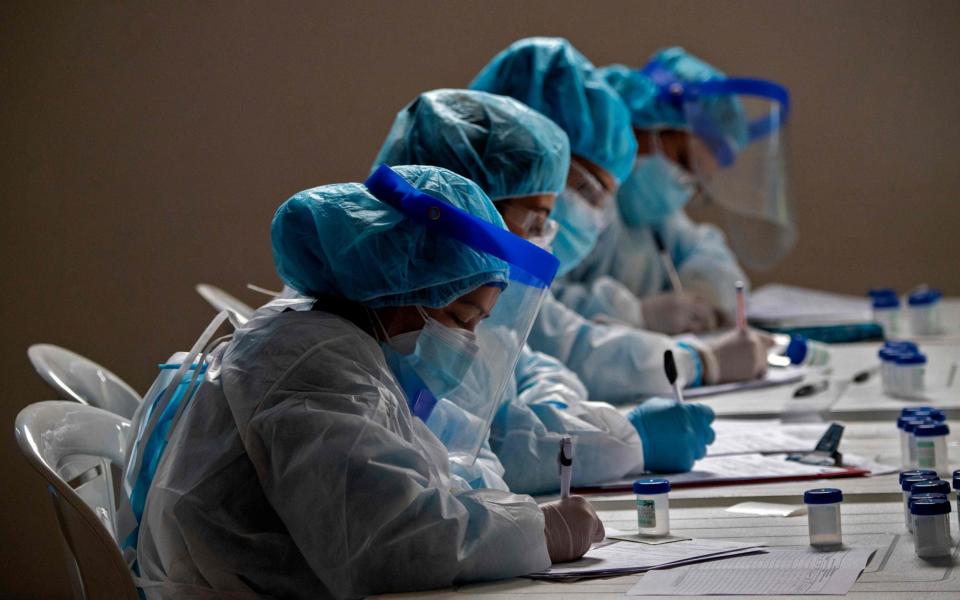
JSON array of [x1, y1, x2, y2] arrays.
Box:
[[2, 1, 958, 597]]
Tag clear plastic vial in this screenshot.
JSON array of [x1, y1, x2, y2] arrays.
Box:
[[870, 290, 900, 338], [784, 335, 831, 367], [909, 480, 951, 533], [910, 496, 953, 558], [907, 289, 943, 336], [953, 471, 960, 535], [633, 478, 670, 536], [804, 488, 843, 548], [904, 419, 933, 469], [896, 417, 914, 469], [893, 352, 927, 399], [901, 474, 937, 531], [914, 423, 950, 476], [897, 408, 933, 467]]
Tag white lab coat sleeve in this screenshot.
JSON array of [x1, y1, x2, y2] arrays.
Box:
[[490, 346, 644, 495], [242, 344, 550, 597], [669, 211, 748, 320], [527, 292, 698, 401]]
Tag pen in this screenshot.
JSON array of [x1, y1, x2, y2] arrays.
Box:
[[653, 230, 683, 293], [735, 280, 746, 331], [664, 350, 684, 403], [558, 436, 573, 499]]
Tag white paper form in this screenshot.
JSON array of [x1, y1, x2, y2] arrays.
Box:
[[628, 547, 875, 596], [683, 366, 807, 399], [667, 454, 852, 485], [527, 539, 765, 580], [708, 420, 824, 455], [591, 453, 859, 491], [746, 284, 873, 326]]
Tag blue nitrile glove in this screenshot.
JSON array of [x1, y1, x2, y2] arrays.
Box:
[[627, 398, 716, 473]]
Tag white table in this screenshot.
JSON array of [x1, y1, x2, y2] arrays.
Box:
[[375, 502, 960, 599], [373, 313, 960, 598], [698, 339, 960, 421]]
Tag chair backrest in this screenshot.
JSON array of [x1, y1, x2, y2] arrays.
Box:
[[196, 283, 253, 324], [15, 401, 138, 600], [27, 344, 142, 419]]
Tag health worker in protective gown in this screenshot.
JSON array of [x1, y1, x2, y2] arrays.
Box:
[[134, 164, 604, 599]]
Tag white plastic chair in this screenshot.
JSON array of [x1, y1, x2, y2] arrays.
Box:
[[15, 401, 137, 600], [195, 283, 253, 325], [28, 344, 142, 419]]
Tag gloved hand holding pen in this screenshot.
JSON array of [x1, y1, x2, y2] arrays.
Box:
[[703, 328, 775, 383], [540, 496, 606, 563], [640, 291, 720, 334]]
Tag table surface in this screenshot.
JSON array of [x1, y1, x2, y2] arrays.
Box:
[[374, 318, 960, 598]]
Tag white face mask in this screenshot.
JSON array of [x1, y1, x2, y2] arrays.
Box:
[[381, 306, 480, 400]]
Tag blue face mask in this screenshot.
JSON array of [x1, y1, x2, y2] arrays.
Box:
[[381, 307, 480, 405], [618, 154, 695, 227], [552, 188, 603, 276]]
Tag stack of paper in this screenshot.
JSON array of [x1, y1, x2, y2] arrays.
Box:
[[526, 539, 766, 581], [627, 546, 875, 596]]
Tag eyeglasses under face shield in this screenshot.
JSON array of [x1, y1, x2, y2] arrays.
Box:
[[497, 202, 560, 249]]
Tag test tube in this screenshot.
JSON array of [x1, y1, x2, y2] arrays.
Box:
[[910, 496, 953, 558], [633, 479, 671, 537], [804, 488, 843, 548]]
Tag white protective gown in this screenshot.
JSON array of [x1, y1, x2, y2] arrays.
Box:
[[555, 210, 747, 327], [489, 346, 645, 495], [527, 291, 701, 402], [135, 307, 551, 599]]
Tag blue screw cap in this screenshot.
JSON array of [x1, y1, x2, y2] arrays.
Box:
[[804, 488, 842, 504]]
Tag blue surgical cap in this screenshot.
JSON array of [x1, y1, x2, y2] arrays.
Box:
[[374, 89, 570, 202], [601, 47, 745, 146], [272, 165, 509, 308], [470, 37, 637, 184]]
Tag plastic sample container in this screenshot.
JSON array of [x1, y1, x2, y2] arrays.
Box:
[[633, 478, 671, 536], [804, 488, 843, 548], [870, 290, 900, 337], [901, 474, 938, 530], [785, 335, 831, 367], [914, 423, 950, 476], [953, 470, 960, 535], [907, 289, 943, 335], [904, 419, 934, 469], [893, 352, 927, 398], [910, 496, 953, 558]]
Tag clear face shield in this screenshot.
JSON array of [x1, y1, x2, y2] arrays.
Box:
[[365, 166, 560, 465], [646, 66, 793, 270]]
